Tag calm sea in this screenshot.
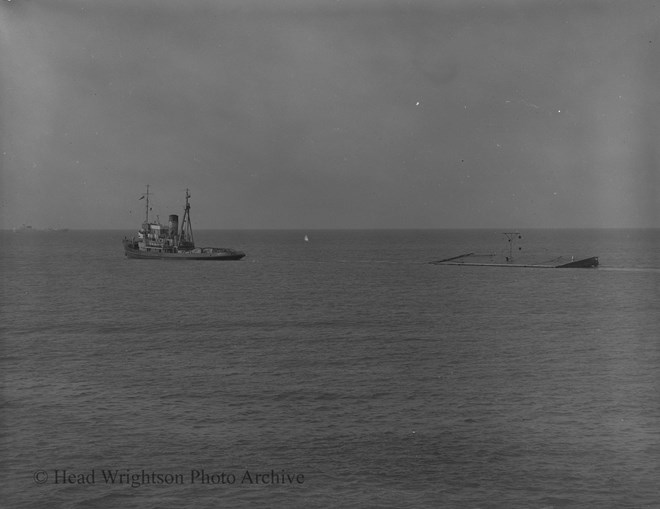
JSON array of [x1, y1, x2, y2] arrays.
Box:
[[1, 229, 659, 508]]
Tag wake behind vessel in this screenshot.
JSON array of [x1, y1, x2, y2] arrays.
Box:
[[123, 186, 245, 260]]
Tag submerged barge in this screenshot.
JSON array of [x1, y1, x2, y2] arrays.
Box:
[[430, 232, 598, 269]]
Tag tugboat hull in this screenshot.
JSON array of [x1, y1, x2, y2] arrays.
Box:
[[123, 240, 245, 260]]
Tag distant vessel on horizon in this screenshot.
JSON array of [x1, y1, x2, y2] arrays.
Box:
[[12, 224, 34, 233], [122, 186, 245, 260], [11, 225, 69, 233]]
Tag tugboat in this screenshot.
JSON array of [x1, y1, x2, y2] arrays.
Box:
[[123, 186, 245, 260]]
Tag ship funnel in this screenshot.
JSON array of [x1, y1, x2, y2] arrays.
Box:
[[168, 215, 179, 238]]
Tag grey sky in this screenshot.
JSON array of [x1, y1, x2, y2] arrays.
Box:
[[1, 0, 658, 229]]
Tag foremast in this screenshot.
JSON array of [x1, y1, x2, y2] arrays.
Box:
[[178, 188, 195, 248], [142, 184, 151, 225]]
